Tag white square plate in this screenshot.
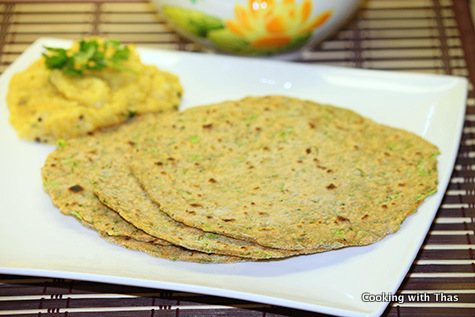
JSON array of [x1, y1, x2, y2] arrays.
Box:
[[0, 38, 467, 316]]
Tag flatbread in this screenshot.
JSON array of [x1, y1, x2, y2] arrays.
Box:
[[71, 216, 239, 263], [41, 114, 171, 245], [103, 235, 244, 263], [130, 96, 439, 250], [93, 156, 321, 258]]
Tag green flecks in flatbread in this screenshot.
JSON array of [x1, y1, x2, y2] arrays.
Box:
[[93, 156, 321, 259], [130, 96, 439, 251]]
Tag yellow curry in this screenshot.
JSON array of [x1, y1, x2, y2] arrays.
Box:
[[7, 38, 182, 144]]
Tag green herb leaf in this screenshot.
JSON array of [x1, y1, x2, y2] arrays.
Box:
[[43, 38, 134, 76]]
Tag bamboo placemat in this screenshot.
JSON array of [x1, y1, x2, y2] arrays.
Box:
[[0, 0, 474, 316]]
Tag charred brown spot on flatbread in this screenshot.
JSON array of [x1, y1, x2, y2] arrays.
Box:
[[335, 216, 350, 223], [68, 184, 84, 193]]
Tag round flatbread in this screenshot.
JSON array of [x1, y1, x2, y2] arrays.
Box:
[[42, 115, 171, 245], [103, 235, 244, 264], [71, 216, 239, 263], [130, 96, 439, 250], [94, 156, 321, 258]]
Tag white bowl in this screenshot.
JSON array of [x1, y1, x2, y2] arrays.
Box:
[[151, 0, 363, 57]]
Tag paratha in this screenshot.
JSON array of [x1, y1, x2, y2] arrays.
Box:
[[72, 215, 238, 263], [93, 155, 321, 258], [41, 113, 250, 261], [130, 96, 439, 251], [41, 114, 171, 245], [103, 235, 244, 263]]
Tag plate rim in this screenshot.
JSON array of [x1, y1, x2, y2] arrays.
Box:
[[0, 37, 468, 317]]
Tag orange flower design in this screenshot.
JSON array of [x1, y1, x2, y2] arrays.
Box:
[[226, 0, 333, 48]]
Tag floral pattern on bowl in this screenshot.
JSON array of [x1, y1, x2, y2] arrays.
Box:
[[154, 0, 360, 56]]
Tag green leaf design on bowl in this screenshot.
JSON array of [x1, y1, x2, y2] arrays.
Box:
[[207, 29, 251, 54], [162, 6, 224, 38], [208, 28, 311, 56]]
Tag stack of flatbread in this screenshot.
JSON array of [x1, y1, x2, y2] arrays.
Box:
[[41, 96, 439, 263]]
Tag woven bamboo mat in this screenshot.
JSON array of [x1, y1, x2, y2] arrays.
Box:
[[0, 0, 474, 316]]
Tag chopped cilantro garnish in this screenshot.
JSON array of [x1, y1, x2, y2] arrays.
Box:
[[43, 38, 134, 76]]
